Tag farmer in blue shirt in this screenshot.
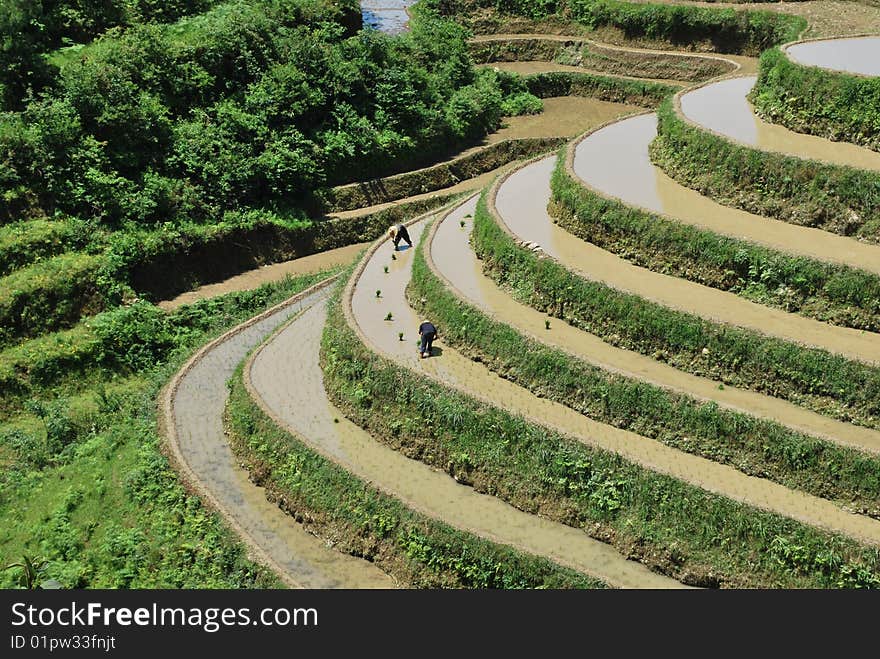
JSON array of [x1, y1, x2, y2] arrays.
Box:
[[418, 320, 437, 359]]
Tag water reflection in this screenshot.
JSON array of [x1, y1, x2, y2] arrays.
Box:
[[787, 37, 880, 76], [362, 0, 418, 34]]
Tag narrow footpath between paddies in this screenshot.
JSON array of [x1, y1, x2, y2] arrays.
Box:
[[486, 60, 695, 88], [431, 195, 880, 457], [347, 214, 880, 546], [162, 280, 396, 588], [247, 296, 682, 588], [571, 116, 880, 278], [158, 243, 368, 311], [468, 33, 758, 76], [500, 155, 880, 365], [679, 76, 880, 172]]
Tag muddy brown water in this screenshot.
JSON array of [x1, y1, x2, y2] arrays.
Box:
[[679, 76, 880, 171], [505, 154, 880, 364], [786, 36, 880, 76], [432, 195, 880, 457], [169, 285, 395, 588], [349, 214, 880, 550], [249, 298, 678, 588]]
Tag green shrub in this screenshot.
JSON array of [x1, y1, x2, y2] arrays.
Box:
[[552, 146, 880, 330], [473, 188, 880, 429], [751, 48, 880, 153], [652, 96, 880, 242], [322, 288, 880, 588]]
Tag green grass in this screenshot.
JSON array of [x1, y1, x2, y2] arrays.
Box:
[[0, 253, 105, 347], [226, 356, 606, 589], [651, 96, 880, 243], [1, 267, 344, 588], [0, 219, 98, 277], [321, 284, 880, 588], [751, 47, 880, 153], [472, 187, 880, 431], [551, 147, 880, 331], [523, 71, 680, 108], [407, 224, 880, 519]]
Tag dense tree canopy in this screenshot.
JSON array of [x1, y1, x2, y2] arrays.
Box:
[[0, 0, 535, 227]]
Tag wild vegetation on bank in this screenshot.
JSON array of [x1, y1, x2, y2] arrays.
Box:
[[426, 0, 806, 55], [321, 285, 880, 588], [550, 150, 880, 331], [227, 353, 607, 589], [751, 47, 880, 153], [472, 190, 880, 430], [651, 97, 880, 243], [1, 270, 336, 587]]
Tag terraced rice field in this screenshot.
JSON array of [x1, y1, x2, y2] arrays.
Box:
[[163, 33, 880, 588]]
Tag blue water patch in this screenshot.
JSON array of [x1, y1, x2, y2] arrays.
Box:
[[361, 0, 418, 34]]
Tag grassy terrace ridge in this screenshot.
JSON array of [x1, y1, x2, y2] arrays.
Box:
[[1, 270, 344, 588], [468, 35, 734, 81], [0, 263, 339, 417], [425, 0, 807, 55], [751, 47, 880, 153], [522, 70, 680, 106], [550, 147, 880, 332], [319, 137, 564, 213], [0, 194, 457, 347], [321, 278, 880, 588], [473, 188, 880, 430], [0, 219, 98, 277], [651, 96, 880, 243], [227, 357, 605, 589], [0, 253, 105, 347], [408, 219, 880, 519]]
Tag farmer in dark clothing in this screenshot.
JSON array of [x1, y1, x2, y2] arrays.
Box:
[[418, 320, 437, 359], [388, 223, 412, 250]]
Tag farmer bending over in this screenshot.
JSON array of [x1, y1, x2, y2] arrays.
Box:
[[388, 223, 412, 250], [418, 320, 437, 359]]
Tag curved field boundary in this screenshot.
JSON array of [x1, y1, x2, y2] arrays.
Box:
[[781, 33, 880, 78], [426, 193, 880, 458], [564, 113, 880, 278], [158, 274, 396, 589], [751, 36, 880, 151], [340, 207, 880, 548], [468, 34, 738, 82], [320, 137, 564, 213], [244, 294, 670, 588], [670, 74, 880, 171], [651, 82, 880, 241], [469, 32, 754, 74], [475, 173, 880, 452], [520, 147, 880, 365]]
